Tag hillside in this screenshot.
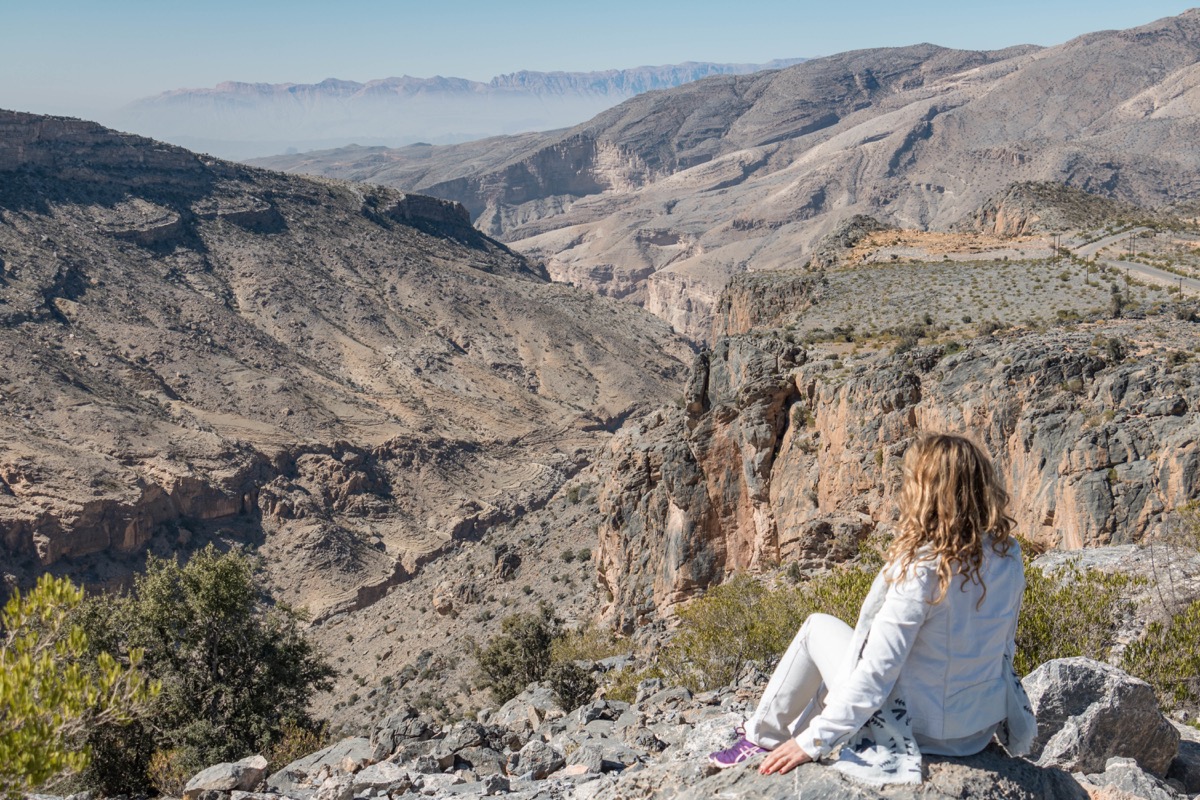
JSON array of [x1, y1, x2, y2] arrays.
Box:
[[256, 10, 1200, 341], [0, 109, 691, 618]]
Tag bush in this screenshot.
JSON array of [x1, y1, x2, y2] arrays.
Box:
[[547, 661, 597, 711], [145, 749, 189, 798], [77, 545, 334, 793], [660, 565, 877, 692], [550, 624, 627, 664], [476, 604, 561, 703], [0, 575, 157, 798], [1014, 559, 1136, 675], [266, 720, 330, 773], [1122, 598, 1200, 711]]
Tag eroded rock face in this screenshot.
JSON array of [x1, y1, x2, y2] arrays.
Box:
[[595, 323, 1199, 627]]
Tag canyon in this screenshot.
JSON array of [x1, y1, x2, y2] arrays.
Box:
[[0, 110, 691, 621]]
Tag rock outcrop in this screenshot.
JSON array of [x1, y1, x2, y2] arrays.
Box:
[[595, 322, 1199, 627]]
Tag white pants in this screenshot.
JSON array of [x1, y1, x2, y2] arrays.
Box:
[[743, 613, 853, 749]]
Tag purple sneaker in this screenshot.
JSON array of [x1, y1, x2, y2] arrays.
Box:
[[708, 728, 767, 768]]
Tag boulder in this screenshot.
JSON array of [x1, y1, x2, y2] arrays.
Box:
[[432, 581, 456, 616], [312, 773, 353, 800], [267, 737, 374, 793], [511, 739, 565, 780], [350, 761, 413, 794], [491, 682, 564, 732], [441, 720, 486, 751], [479, 773, 510, 796], [567, 743, 606, 774], [455, 746, 506, 776], [372, 706, 436, 756], [1083, 757, 1177, 800], [183, 755, 268, 800], [1024, 658, 1180, 776], [589, 744, 1088, 799], [1167, 723, 1200, 794]]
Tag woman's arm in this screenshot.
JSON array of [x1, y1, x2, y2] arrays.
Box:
[[791, 565, 934, 761]]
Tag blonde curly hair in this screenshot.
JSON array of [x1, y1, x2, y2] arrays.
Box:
[[886, 432, 1015, 604]]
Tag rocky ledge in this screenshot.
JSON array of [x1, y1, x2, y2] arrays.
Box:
[[158, 659, 1200, 800]]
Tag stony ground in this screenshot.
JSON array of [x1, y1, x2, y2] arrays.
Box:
[[170, 643, 1200, 800]]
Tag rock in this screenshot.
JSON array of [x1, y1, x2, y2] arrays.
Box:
[[479, 774, 510, 795], [512, 740, 565, 780], [416, 773, 465, 794], [1167, 722, 1200, 794], [492, 683, 564, 733], [373, 707, 436, 756], [184, 755, 268, 800], [442, 721, 486, 751], [352, 761, 413, 793], [455, 746, 506, 776], [432, 581, 456, 615], [313, 773, 354, 800], [567, 743, 606, 774], [1084, 757, 1177, 800], [589, 744, 1087, 799], [268, 737, 374, 793], [492, 544, 521, 580], [1024, 658, 1180, 776]]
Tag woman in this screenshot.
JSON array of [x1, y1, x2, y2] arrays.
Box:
[[709, 433, 1030, 780]]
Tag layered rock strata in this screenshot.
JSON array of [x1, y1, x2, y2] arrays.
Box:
[[595, 323, 1199, 628]]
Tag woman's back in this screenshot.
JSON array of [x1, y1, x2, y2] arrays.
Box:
[[896, 538, 1025, 746]]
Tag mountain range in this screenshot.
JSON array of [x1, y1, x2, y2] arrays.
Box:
[[105, 60, 804, 160], [253, 10, 1200, 341]]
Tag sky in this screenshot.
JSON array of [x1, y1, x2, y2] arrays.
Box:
[[1, 0, 1196, 117]]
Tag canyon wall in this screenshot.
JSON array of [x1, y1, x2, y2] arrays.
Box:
[[595, 324, 1200, 630]]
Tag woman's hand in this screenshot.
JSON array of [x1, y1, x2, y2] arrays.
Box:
[[758, 739, 813, 775]]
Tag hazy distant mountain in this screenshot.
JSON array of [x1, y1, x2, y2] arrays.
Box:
[[254, 11, 1200, 340], [104, 60, 804, 159]]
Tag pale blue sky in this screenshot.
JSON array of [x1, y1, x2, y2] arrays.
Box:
[[2, 0, 1195, 116]]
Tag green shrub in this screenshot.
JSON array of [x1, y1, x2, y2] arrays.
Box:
[[1014, 559, 1136, 675], [476, 604, 560, 703], [547, 661, 597, 711], [0, 575, 158, 799], [550, 624, 628, 664], [659, 565, 877, 692], [602, 665, 665, 704], [1122, 598, 1200, 711], [76, 545, 333, 793]]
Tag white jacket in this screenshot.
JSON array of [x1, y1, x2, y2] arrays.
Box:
[[795, 539, 1025, 759]]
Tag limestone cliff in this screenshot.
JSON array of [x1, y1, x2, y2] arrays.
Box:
[[595, 324, 1200, 629]]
